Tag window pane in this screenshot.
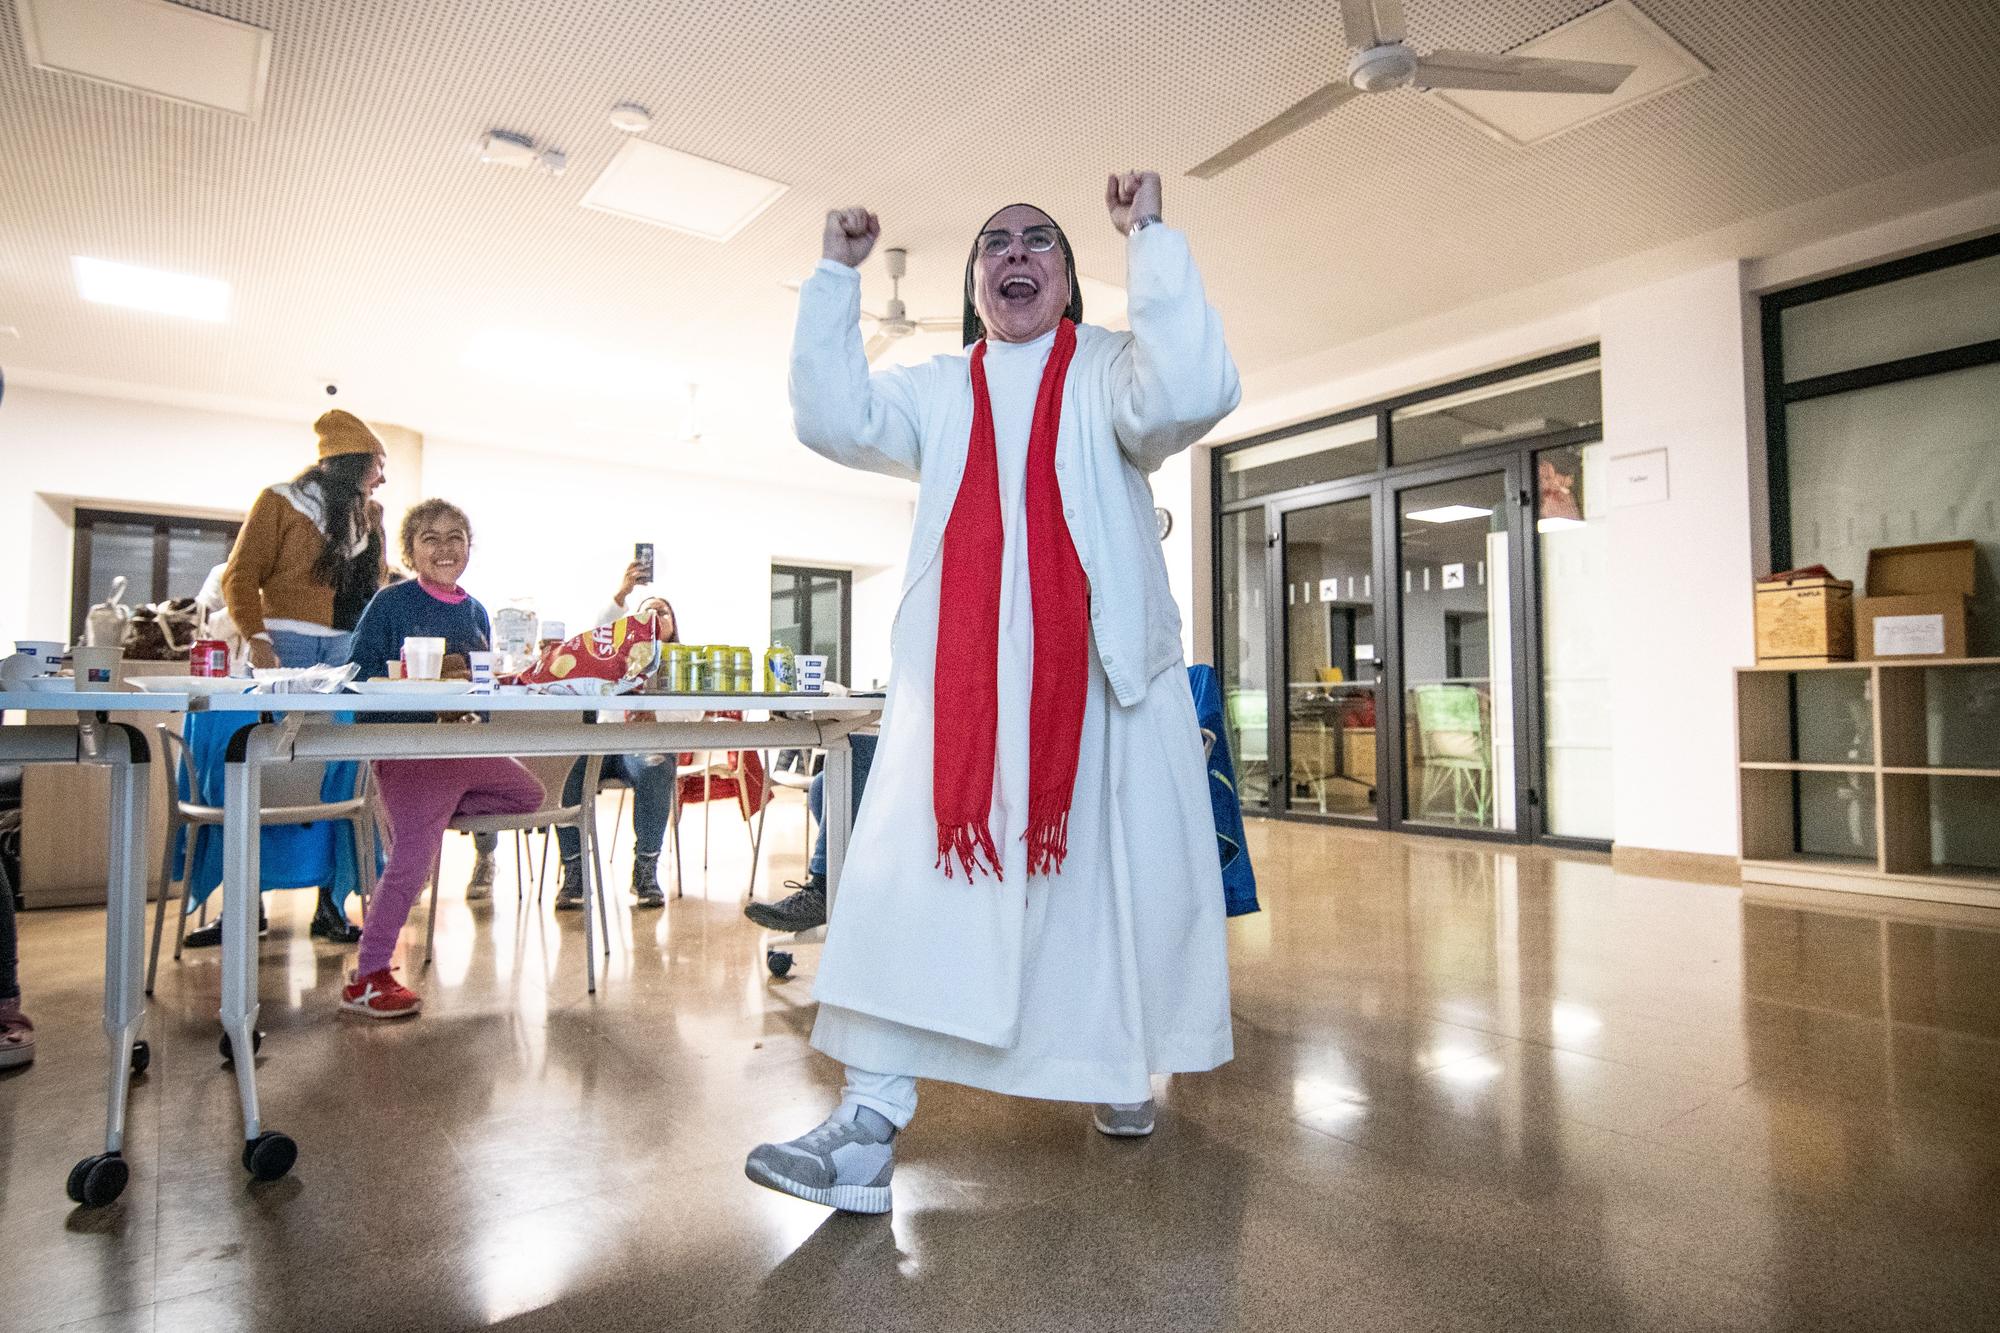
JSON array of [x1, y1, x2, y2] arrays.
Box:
[[809, 577, 843, 683], [1781, 253, 2000, 383], [165, 525, 234, 603], [1783, 360, 2000, 656], [1391, 363, 1600, 466], [84, 519, 158, 612], [1282, 497, 1377, 818], [1398, 473, 1515, 832], [770, 572, 803, 655], [1220, 417, 1377, 502], [1219, 508, 1269, 808], [1535, 444, 1613, 840]]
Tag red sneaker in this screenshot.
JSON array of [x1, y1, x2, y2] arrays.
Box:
[[340, 968, 422, 1020]]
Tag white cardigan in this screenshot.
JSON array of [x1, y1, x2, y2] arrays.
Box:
[[789, 224, 1241, 708]]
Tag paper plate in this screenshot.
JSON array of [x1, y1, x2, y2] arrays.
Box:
[[347, 680, 475, 696], [131, 677, 252, 697]]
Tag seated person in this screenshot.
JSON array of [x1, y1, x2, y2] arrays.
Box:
[[0, 861, 30, 1069], [743, 731, 876, 931], [553, 562, 680, 911], [338, 499, 543, 1019]]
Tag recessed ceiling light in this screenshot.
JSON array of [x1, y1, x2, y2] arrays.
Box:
[[18, 0, 273, 118], [1407, 504, 1493, 524], [72, 257, 229, 322], [580, 140, 787, 243]]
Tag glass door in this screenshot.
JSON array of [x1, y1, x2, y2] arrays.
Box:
[[1276, 490, 1382, 821], [1392, 467, 1523, 834], [1217, 508, 1271, 808]]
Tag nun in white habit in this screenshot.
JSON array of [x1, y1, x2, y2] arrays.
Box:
[[746, 172, 1240, 1214]]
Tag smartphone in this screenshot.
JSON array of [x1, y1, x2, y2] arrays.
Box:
[[634, 541, 655, 582]]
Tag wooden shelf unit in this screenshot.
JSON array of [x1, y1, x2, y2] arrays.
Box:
[[1736, 658, 2000, 908]]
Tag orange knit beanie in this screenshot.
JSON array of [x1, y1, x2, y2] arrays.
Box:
[[314, 409, 383, 459]]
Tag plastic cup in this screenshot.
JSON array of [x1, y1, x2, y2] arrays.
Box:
[[795, 654, 828, 693], [403, 636, 446, 681], [386, 660, 404, 680], [14, 640, 63, 674], [467, 650, 495, 694], [72, 644, 125, 692]]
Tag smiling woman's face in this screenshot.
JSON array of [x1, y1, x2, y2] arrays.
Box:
[[972, 205, 1070, 344]]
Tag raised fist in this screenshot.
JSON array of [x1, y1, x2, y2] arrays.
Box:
[[1105, 171, 1163, 236], [822, 207, 881, 267]]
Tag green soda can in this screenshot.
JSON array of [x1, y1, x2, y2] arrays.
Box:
[[764, 646, 797, 693], [730, 646, 755, 693]]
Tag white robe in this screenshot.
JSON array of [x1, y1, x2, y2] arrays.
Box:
[[808, 325, 1234, 1105]]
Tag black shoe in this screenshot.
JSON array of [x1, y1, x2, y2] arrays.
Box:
[[554, 859, 586, 912], [184, 912, 268, 949], [744, 878, 827, 932], [633, 857, 665, 909], [310, 901, 363, 944]]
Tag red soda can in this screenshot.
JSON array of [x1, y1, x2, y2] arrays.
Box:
[[189, 639, 230, 677]]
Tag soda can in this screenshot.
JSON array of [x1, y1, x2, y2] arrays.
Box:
[[763, 647, 797, 693], [730, 646, 755, 693], [189, 639, 230, 678]]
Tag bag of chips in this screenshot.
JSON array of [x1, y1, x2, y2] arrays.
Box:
[[515, 613, 662, 693]]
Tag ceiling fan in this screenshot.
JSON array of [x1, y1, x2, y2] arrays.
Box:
[[1187, 0, 1637, 179], [860, 247, 958, 362]]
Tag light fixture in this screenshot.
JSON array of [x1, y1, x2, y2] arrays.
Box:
[[1536, 516, 1588, 533], [19, 0, 273, 118], [72, 256, 229, 321], [1406, 504, 1492, 524], [607, 102, 651, 133], [478, 130, 565, 175], [580, 139, 787, 242]]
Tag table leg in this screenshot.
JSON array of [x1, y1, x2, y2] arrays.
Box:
[[223, 737, 296, 1181], [67, 723, 149, 1207], [822, 739, 852, 912]]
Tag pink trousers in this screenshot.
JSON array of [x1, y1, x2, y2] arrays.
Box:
[[360, 757, 544, 975]]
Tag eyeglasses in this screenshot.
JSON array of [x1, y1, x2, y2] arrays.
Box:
[[976, 225, 1061, 257]]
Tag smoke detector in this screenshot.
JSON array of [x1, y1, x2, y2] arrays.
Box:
[[608, 102, 651, 133], [478, 130, 566, 175]]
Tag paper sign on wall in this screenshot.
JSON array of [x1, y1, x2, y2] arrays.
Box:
[[1441, 563, 1466, 590], [1874, 614, 1946, 657], [1319, 578, 1338, 602], [1609, 448, 1670, 508]]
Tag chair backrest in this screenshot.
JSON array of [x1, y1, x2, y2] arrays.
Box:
[[1414, 685, 1486, 761], [156, 720, 353, 813], [1225, 689, 1269, 761], [512, 752, 589, 811]]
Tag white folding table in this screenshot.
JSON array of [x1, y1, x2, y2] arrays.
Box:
[[0, 688, 190, 1206], [200, 690, 883, 1182]]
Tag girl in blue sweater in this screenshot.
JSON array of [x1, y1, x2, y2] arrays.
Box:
[[340, 499, 542, 1018]]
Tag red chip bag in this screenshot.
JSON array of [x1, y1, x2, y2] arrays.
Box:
[[519, 613, 661, 692]]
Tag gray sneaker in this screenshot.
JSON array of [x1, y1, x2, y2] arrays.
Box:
[[1092, 1100, 1157, 1137], [743, 877, 826, 931], [554, 858, 585, 911], [744, 1103, 895, 1213], [466, 850, 495, 902]]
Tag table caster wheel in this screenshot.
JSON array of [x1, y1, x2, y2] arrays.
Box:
[[129, 1040, 151, 1077], [766, 949, 793, 978], [218, 1029, 263, 1063], [243, 1131, 297, 1181], [66, 1153, 129, 1206]]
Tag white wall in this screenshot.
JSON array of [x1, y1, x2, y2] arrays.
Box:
[[1599, 262, 1762, 857], [420, 438, 912, 688]]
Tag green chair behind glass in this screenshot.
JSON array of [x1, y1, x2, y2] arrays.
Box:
[[1412, 684, 1491, 825]]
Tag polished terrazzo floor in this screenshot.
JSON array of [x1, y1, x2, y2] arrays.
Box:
[[4, 806, 1998, 1332]]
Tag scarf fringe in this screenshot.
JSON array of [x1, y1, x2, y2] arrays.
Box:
[[1024, 807, 1071, 878], [936, 821, 1003, 882]]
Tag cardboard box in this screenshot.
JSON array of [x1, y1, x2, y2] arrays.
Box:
[[1857, 540, 1977, 661], [1754, 574, 1854, 663]]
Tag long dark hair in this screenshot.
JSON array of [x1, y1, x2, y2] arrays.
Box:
[[293, 451, 384, 596]]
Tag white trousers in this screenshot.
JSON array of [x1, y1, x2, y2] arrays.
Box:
[[842, 1066, 918, 1129]]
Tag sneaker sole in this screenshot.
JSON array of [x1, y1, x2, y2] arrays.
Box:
[[0, 1046, 33, 1069], [744, 1157, 892, 1214], [339, 1000, 421, 1020], [743, 907, 826, 932], [1092, 1114, 1156, 1138]]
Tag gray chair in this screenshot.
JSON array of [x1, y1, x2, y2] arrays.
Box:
[[420, 752, 612, 992], [146, 721, 379, 996]]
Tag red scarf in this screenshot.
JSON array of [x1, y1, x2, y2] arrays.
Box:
[[934, 320, 1088, 881]]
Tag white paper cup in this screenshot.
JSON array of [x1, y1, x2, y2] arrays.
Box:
[[403, 636, 446, 681], [467, 650, 495, 694], [72, 644, 125, 692], [14, 640, 64, 674], [795, 654, 828, 692]]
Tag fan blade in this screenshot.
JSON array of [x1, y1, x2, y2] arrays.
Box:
[[1187, 82, 1359, 180], [1415, 50, 1634, 95], [915, 317, 961, 332], [1339, 0, 1406, 47], [859, 305, 888, 322], [863, 332, 894, 362]]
